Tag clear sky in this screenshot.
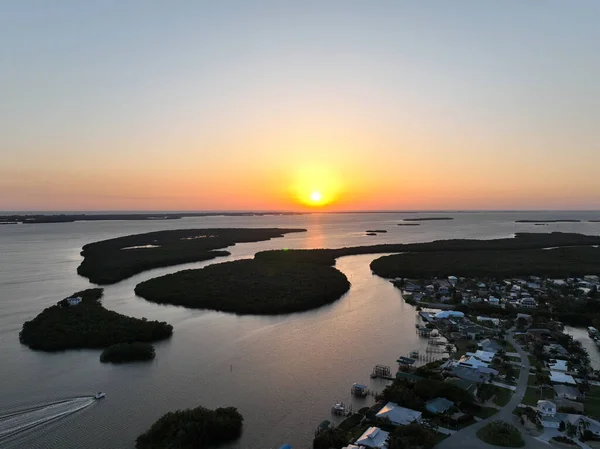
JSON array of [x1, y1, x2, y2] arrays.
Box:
[[1, 1, 599, 211]]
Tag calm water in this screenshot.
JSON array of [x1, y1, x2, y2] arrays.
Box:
[[2, 212, 600, 448]]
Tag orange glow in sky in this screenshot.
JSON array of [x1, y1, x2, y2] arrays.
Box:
[[1, 3, 600, 211]]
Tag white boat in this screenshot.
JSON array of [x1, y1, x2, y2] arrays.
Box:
[[94, 392, 106, 400]]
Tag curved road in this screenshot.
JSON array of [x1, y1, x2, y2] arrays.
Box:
[[436, 331, 548, 449]]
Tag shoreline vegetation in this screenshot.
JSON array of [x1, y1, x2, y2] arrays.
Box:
[[135, 259, 350, 315], [136, 406, 243, 449], [78, 228, 306, 285], [398, 223, 421, 226], [0, 212, 304, 224], [19, 288, 173, 352], [100, 342, 156, 364]]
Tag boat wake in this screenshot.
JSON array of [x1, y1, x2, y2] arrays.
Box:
[[0, 397, 95, 441]]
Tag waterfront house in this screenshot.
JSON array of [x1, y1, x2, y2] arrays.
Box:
[[548, 359, 569, 372], [425, 398, 454, 414], [458, 355, 489, 370], [554, 385, 581, 401], [434, 311, 464, 320], [448, 365, 490, 383], [67, 297, 82, 306], [375, 402, 422, 425], [355, 427, 389, 449]]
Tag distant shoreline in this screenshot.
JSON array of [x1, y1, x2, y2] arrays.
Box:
[[0, 212, 304, 224]]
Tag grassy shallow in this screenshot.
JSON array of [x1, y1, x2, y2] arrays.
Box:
[[135, 259, 350, 315], [78, 228, 306, 285], [20, 289, 173, 351]]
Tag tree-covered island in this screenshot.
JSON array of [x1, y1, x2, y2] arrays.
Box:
[[136, 406, 243, 449], [20, 288, 173, 351], [78, 228, 306, 285]]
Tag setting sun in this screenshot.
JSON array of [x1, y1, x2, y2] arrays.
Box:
[[310, 191, 322, 203]]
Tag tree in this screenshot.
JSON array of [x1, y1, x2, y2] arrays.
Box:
[[566, 422, 577, 438], [559, 421, 566, 432]]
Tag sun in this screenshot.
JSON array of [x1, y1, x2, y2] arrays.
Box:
[[310, 191, 322, 203]]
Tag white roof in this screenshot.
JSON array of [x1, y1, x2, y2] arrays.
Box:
[[549, 360, 568, 372], [375, 402, 422, 425], [434, 311, 464, 320], [458, 355, 489, 369], [355, 427, 390, 448], [550, 371, 576, 385], [469, 350, 495, 363], [538, 400, 556, 409]]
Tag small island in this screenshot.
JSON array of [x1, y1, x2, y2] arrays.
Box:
[[100, 342, 156, 364], [20, 289, 173, 351], [136, 406, 243, 449], [366, 232, 378, 236], [397, 223, 420, 226], [135, 259, 350, 315], [78, 228, 306, 285], [366, 229, 387, 233], [515, 219, 580, 223], [403, 217, 454, 221]]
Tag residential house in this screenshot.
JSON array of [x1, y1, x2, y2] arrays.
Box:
[[425, 398, 455, 414], [550, 371, 576, 385], [548, 359, 569, 372], [478, 339, 501, 354], [554, 385, 582, 401], [66, 297, 82, 306], [488, 296, 500, 306], [444, 378, 478, 397], [477, 316, 500, 326], [434, 311, 465, 320], [537, 400, 560, 429], [458, 355, 489, 370], [519, 297, 537, 308], [448, 365, 490, 383], [375, 402, 422, 425], [355, 427, 389, 449]]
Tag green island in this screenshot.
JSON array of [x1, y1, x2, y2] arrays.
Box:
[[78, 228, 305, 285], [135, 259, 350, 315], [19, 288, 173, 351], [403, 217, 454, 221], [397, 223, 420, 226], [100, 342, 156, 364], [366, 229, 387, 233], [135, 405, 243, 449], [476, 421, 524, 447]]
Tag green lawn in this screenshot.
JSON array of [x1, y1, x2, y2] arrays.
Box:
[[502, 340, 517, 353], [584, 387, 600, 420], [522, 386, 554, 406], [527, 374, 537, 386], [493, 387, 513, 407], [474, 406, 499, 419]]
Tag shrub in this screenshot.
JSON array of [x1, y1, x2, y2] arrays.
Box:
[[476, 421, 525, 447]]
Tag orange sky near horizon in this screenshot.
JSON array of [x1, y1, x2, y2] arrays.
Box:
[[2, 2, 600, 212]]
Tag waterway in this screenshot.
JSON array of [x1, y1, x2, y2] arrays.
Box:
[[1, 211, 600, 448]]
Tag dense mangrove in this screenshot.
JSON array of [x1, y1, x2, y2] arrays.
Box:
[[135, 406, 243, 449], [20, 289, 173, 351], [78, 228, 305, 284], [135, 259, 350, 315]]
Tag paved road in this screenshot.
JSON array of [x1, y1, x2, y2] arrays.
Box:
[[435, 331, 548, 449]]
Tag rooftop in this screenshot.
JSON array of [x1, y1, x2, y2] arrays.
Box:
[[375, 402, 422, 426]]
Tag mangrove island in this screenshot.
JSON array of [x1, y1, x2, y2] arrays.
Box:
[[20, 288, 173, 351], [135, 258, 350, 315], [136, 405, 243, 449], [78, 227, 305, 284]]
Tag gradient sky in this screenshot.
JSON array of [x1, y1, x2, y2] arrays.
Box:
[[1, 1, 599, 211]]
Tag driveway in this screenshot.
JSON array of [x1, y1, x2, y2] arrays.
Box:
[[435, 331, 549, 449]]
